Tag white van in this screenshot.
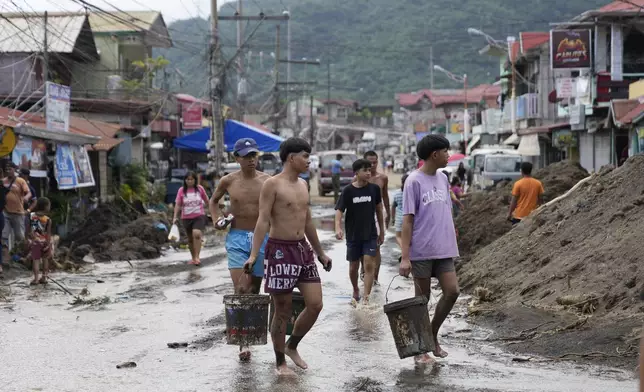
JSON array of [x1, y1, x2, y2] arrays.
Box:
[[469, 146, 522, 190]]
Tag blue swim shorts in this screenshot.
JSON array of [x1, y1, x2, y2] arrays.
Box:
[[226, 229, 268, 277]]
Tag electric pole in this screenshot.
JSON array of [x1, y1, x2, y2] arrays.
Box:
[[309, 95, 315, 149], [273, 25, 281, 133], [209, 0, 224, 177], [43, 11, 49, 83], [429, 46, 434, 90], [286, 7, 291, 102], [236, 0, 246, 121]]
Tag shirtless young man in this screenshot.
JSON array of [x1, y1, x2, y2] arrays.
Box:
[[243, 137, 332, 376], [361, 150, 390, 285], [209, 138, 270, 361]]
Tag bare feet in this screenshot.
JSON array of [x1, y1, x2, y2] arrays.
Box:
[[414, 353, 435, 364], [285, 347, 308, 369], [239, 347, 251, 362], [188, 259, 201, 266], [30, 279, 39, 286], [275, 363, 296, 376], [432, 340, 448, 358]]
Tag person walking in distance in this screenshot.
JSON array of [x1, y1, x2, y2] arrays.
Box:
[[209, 138, 270, 361], [244, 137, 332, 376], [2, 163, 31, 258], [27, 197, 52, 285], [361, 151, 390, 285], [173, 171, 209, 266], [399, 134, 460, 364], [331, 154, 344, 204], [334, 159, 384, 305], [391, 173, 408, 254], [506, 162, 544, 225]]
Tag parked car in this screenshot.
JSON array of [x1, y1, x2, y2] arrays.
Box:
[[317, 150, 358, 196]]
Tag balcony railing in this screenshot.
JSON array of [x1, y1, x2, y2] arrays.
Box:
[[502, 93, 540, 122], [71, 69, 163, 102], [596, 72, 642, 103]]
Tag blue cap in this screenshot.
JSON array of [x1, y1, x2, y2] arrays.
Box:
[[233, 138, 259, 156]]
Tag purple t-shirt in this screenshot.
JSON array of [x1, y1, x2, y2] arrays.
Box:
[[402, 170, 459, 261]]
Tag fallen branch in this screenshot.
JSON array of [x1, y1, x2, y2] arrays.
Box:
[[47, 277, 75, 296], [520, 321, 555, 335]]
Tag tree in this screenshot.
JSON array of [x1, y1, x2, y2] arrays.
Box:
[[121, 56, 170, 96]]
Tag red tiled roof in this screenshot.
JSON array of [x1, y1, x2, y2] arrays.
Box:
[[322, 99, 357, 107], [611, 99, 644, 126], [0, 106, 123, 150], [599, 0, 644, 12], [520, 32, 550, 54], [396, 84, 501, 107]]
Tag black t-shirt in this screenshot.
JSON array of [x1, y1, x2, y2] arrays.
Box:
[[335, 183, 382, 242]]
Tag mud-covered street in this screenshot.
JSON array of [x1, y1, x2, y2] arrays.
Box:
[[0, 211, 637, 392]]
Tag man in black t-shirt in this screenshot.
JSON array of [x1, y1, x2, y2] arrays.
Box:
[[334, 159, 384, 305]]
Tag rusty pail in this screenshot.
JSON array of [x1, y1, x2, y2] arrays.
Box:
[[223, 294, 271, 346]]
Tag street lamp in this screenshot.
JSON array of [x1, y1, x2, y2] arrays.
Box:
[[467, 28, 507, 49], [507, 36, 517, 135], [433, 65, 469, 144]]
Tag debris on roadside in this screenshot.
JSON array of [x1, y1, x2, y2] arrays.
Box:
[[116, 362, 137, 369], [167, 342, 189, 349], [456, 161, 589, 262], [69, 296, 110, 307], [460, 155, 644, 330]]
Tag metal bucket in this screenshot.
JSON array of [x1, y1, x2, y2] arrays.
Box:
[[268, 290, 305, 335], [223, 294, 271, 346], [383, 276, 435, 359]]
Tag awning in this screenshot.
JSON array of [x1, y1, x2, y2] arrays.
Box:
[[466, 134, 481, 154], [517, 133, 540, 156], [173, 120, 284, 153], [503, 133, 521, 145], [518, 122, 570, 136], [15, 124, 99, 145]]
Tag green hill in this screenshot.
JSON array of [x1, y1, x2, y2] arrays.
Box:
[[157, 0, 608, 105]]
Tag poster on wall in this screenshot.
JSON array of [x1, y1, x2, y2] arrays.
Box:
[[0, 126, 17, 158], [11, 136, 48, 177], [45, 82, 71, 132], [55, 143, 95, 190], [550, 30, 592, 69]]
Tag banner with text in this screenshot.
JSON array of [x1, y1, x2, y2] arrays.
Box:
[[45, 82, 71, 132], [55, 143, 95, 189], [12, 136, 48, 177], [182, 103, 203, 130], [550, 30, 592, 69]]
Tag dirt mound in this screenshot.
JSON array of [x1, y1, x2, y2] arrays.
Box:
[[64, 203, 169, 262], [460, 155, 644, 323], [456, 161, 589, 260]]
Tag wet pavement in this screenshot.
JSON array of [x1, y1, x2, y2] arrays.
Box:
[[0, 209, 638, 392]]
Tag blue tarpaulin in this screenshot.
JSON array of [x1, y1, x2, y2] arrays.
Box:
[[173, 120, 284, 153]]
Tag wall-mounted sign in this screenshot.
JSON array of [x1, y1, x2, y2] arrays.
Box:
[[45, 82, 71, 132], [55, 143, 95, 189], [182, 103, 203, 130], [550, 30, 592, 69], [0, 126, 17, 157], [12, 136, 47, 177]]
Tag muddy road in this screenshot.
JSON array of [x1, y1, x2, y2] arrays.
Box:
[[0, 212, 637, 392]]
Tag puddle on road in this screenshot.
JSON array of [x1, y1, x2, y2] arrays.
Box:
[[0, 208, 638, 392]]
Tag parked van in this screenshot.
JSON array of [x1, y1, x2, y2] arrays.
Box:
[[317, 150, 358, 196], [469, 146, 522, 190]]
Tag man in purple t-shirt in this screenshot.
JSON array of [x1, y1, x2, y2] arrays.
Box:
[[400, 134, 460, 364]]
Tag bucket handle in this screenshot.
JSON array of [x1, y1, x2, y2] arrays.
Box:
[[385, 275, 424, 304]]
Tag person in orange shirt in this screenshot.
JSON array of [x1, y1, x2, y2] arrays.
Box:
[[507, 162, 544, 225]]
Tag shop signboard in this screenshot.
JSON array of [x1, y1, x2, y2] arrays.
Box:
[[550, 30, 592, 69], [0, 126, 17, 158], [12, 136, 48, 177], [182, 103, 203, 130], [45, 82, 71, 132], [55, 143, 95, 189]]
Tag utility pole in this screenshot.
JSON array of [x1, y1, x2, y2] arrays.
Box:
[[463, 74, 469, 146], [273, 25, 281, 133], [507, 36, 517, 135], [309, 95, 314, 149], [209, 0, 224, 177], [429, 46, 434, 90], [327, 61, 332, 148], [43, 11, 49, 84], [286, 7, 291, 102], [236, 0, 245, 121]]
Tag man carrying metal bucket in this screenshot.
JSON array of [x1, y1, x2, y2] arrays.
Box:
[[244, 137, 332, 376], [399, 134, 460, 364], [334, 158, 384, 305], [210, 138, 270, 361]]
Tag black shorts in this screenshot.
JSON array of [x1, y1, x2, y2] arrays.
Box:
[[346, 239, 378, 261], [182, 215, 206, 234], [411, 258, 455, 279]]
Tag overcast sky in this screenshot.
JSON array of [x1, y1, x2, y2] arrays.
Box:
[[4, 0, 238, 23]]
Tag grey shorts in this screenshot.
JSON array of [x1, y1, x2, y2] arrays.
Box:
[[3, 211, 25, 245], [411, 258, 455, 279]]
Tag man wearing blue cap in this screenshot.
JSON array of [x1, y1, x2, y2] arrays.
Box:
[[209, 137, 270, 361]]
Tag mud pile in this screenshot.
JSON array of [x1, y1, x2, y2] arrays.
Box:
[[460, 155, 644, 321], [63, 204, 169, 262], [456, 161, 589, 260]]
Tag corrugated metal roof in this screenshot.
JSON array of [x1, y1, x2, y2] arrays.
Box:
[[0, 14, 87, 53], [88, 11, 160, 33]]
